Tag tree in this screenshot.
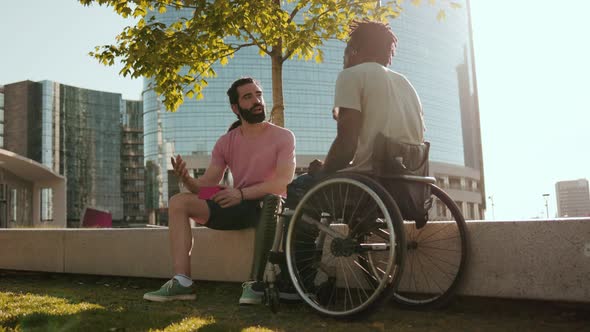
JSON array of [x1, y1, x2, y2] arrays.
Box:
[[80, 0, 454, 127]]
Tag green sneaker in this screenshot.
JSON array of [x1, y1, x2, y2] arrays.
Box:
[[143, 279, 196, 302], [239, 281, 263, 305]]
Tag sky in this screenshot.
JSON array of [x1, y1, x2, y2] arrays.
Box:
[[1, 0, 589, 220]]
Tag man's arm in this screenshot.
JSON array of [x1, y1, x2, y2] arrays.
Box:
[[172, 154, 226, 194], [185, 164, 226, 193], [242, 162, 295, 199], [213, 131, 296, 208], [212, 162, 294, 208], [322, 107, 362, 173]]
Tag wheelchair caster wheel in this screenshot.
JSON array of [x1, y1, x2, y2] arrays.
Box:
[[265, 285, 280, 313]]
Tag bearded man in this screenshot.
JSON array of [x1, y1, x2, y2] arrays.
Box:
[[143, 77, 296, 303]]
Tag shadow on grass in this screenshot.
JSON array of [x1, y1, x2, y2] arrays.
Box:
[[0, 290, 272, 332], [1, 270, 589, 332], [0, 271, 320, 331], [0, 290, 184, 332]]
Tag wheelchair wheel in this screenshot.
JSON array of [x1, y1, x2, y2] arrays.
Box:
[[393, 184, 467, 309], [285, 173, 406, 317]]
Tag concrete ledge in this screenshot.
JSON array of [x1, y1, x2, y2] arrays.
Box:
[[61, 228, 255, 282], [64, 229, 173, 279], [462, 219, 590, 302], [0, 228, 255, 282], [190, 227, 255, 282], [0, 229, 65, 272], [1, 219, 589, 302]]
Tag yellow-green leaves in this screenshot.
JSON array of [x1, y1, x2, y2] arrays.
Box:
[[134, 7, 147, 17], [314, 49, 324, 63], [80, 0, 456, 113]]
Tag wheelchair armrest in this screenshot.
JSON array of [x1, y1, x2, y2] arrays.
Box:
[[385, 175, 437, 184]]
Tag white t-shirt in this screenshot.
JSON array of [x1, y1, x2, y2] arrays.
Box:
[[333, 62, 425, 172]]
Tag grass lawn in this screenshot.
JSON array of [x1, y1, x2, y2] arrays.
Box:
[[0, 270, 588, 332]]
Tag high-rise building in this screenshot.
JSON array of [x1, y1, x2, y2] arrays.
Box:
[[3, 80, 143, 225], [143, 0, 485, 222], [555, 179, 590, 217], [121, 100, 146, 224], [0, 86, 4, 148]]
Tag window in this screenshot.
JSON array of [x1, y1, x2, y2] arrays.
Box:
[[449, 177, 462, 190], [0, 184, 6, 201], [41, 188, 54, 222], [455, 201, 464, 217], [436, 200, 447, 219], [467, 202, 475, 220], [9, 188, 17, 222]]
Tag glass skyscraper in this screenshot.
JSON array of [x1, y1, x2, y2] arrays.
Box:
[[121, 100, 146, 223], [3, 80, 144, 224], [43, 82, 124, 222], [0, 86, 4, 148], [143, 0, 485, 221]]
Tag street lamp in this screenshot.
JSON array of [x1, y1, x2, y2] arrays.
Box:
[[542, 193, 550, 219], [488, 195, 495, 220]]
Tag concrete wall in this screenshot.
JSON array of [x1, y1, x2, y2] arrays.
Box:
[[0, 229, 64, 272], [1, 219, 589, 303], [461, 219, 590, 302], [0, 227, 255, 283]]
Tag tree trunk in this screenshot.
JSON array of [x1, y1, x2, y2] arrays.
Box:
[[269, 0, 285, 128], [270, 54, 285, 128]]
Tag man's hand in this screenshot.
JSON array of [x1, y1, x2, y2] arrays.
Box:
[[212, 186, 243, 208], [171, 155, 191, 183]]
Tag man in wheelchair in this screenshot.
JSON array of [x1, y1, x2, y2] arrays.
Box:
[[287, 20, 428, 221], [271, 21, 430, 313], [243, 18, 430, 305], [143, 77, 296, 303]]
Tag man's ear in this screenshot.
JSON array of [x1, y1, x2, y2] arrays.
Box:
[[231, 104, 239, 116]]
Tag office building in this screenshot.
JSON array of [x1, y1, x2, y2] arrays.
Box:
[[121, 100, 146, 224], [143, 0, 485, 222], [0, 148, 66, 228], [3, 80, 144, 225], [556, 179, 590, 217], [0, 86, 4, 148]]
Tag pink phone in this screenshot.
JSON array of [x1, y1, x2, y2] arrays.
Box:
[[198, 186, 223, 200]]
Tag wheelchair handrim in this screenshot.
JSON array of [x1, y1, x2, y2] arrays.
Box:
[[285, 176, 401, 317]]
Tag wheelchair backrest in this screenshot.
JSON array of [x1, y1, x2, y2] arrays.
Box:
[[371, 133, 432, 228], [372, 132, 430, 178]]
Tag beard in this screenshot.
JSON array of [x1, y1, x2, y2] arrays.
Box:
[[238, 102, 266, 124]]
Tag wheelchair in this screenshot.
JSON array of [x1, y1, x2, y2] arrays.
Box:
[[252, 141, 468, 318]]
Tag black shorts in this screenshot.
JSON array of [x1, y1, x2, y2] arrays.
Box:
[[205, 199, 260, 230]]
